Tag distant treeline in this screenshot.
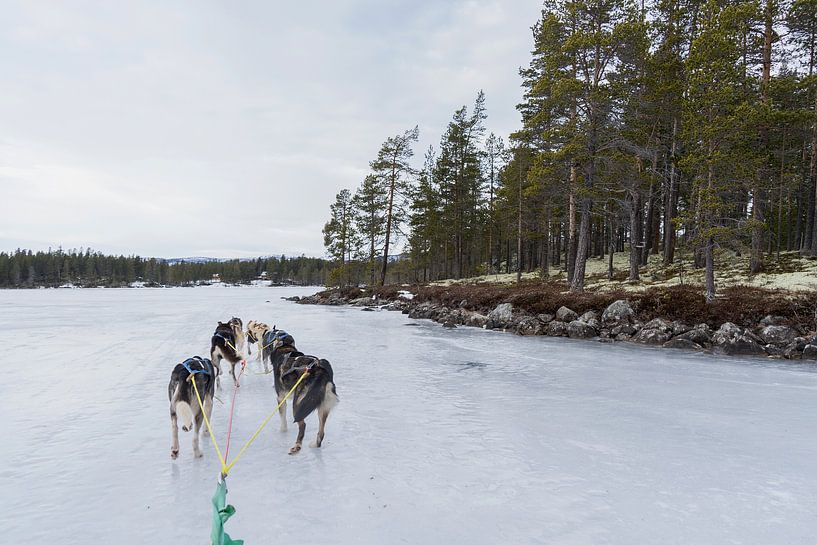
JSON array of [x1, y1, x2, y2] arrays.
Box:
[[0, 249, 330, 288]]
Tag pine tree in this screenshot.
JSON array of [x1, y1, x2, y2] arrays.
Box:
[[369, 126, 419, 285], [352, 175, 388, 285], [322, 188, 357, 286]]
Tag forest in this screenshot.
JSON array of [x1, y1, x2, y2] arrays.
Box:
[[0, 248, 330, 288], [323, 0, 817, 301]]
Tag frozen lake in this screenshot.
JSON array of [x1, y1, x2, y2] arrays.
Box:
[[2, 287, 816, 544]]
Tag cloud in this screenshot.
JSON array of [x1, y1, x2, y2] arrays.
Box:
[[0, 0, 542, 258]]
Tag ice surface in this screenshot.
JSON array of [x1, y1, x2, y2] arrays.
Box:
[[2, 287, 816, 544]]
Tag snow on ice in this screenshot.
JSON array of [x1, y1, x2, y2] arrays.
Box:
[[2, 287, 816, 544]]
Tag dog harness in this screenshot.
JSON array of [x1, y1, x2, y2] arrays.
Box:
[[182, 356, 211, 376], [213, 331, 234, 344], [280, 355, 320, 378]]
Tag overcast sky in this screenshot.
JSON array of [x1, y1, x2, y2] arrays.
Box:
[[0, 0, 542, 258]]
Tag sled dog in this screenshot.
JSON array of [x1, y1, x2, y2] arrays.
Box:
[[245, 320, 272, 367], [169, 356, 216, 459], [211, 318, 245, 386], [268, 329, 339, 454]]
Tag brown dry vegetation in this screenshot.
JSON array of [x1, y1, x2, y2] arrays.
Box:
[[411, 281, 817, 332]]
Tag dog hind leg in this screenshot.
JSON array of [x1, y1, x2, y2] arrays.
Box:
[[211, 351, 223, 390], [192, 411, 203, 458], [289, 421, 306, 455], [170, 411, 180, 459], [277, 392, 288, 432], [310, 409, 329, 448]]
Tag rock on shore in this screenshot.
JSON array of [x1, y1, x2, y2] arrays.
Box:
[[295, 290, 817, 361]]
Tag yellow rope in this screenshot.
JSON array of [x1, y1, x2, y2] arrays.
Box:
[[191, 365, 310, 476], [223, 370, 309, 475], [191, 375, 228, 475]]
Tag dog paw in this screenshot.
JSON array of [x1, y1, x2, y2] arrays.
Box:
[[279, 425, 288, 433], [309, 441, 321, 448], [170, 448, 179, 460], [194, 449, 203, 458], [288, 445, 302, 455]]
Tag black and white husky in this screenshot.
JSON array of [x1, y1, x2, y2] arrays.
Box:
[[211, 318, 245, 386], [267, 329, 339, 455], [168, 356, 216, 459]]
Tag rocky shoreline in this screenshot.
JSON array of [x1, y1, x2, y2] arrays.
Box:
[[289, 289, 817, 361]]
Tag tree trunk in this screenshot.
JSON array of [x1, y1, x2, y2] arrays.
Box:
[[663, 118, 678, 264], [809, 92, 817, 255], [607, 210, 615, 280], [380, 159, 398, 286], [567, 175, 578, 283], [542, 206, 551, 279], [751, 0, 773, 273], [705, 236, 716, 303], [517, 166, 523, 283], [571, 198, 592, 292], [629, 191, 642, 282]]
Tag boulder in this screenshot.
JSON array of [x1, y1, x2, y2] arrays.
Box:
[[578, 311, 601, 330], [631, 317, 674, 345], [361, 307, 374, 312], [758, 325, 798, 346], [567, 320, 598, 339], [442, 320, 457, 329], [642, 318, 674, 333], [663, 338, 703, 350], [579, 310, 599, 322], [408, 303, 437, 320], [555, 306, 578, 322], [601, 300, 634, 324], [487, 303, 515, 329], [672, 322, 691, 336], [675, 324, 712, 347], [783, 338, 807, 359], [516, 317, 544, 336], [615, 333, 632, 342], [465, 312, 489, 328], [443, 309, 466, 325], [632, 327, 673, 345], [712, 322, 766, 356], [764, 344, 784, 357], [545, 321, 569, 337], [433, 309, 451, 323], [712, 322, 742, 345], [610, 323, 637, 336], [537, 313, 555, 324], [803, 343, 817, 361]]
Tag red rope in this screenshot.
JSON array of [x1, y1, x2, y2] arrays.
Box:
[[223, 359, 246, 461]]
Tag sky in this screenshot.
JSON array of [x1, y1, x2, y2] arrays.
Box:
[[0, 0, 543, 258]]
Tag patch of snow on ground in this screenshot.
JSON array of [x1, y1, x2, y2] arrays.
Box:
[[2, 287, 817, 544]]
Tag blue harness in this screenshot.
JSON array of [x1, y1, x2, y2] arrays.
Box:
[[182, 356, 211, 376]]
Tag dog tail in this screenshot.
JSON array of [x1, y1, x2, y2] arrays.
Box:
[[176, 401, 193, 432], [292, 378, 338, 422], [322, 382, 339, 412]]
